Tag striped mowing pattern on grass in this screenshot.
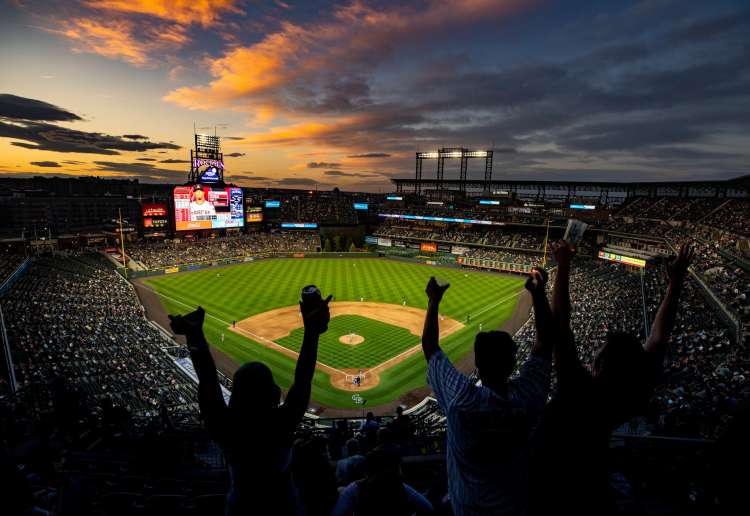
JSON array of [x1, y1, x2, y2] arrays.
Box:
[[276, 315, 420, 369], [144, 258, 524, 408]]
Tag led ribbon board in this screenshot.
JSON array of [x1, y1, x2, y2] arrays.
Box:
[[281, 223, 318, 228], [378, 213, 504, 226], [598, 250, 646, 268]]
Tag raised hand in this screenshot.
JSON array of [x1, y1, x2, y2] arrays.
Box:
[[425, 276, 450, 303], [667, 243, 694, 283], [300, 294, 333, 335], [525, 266, 549, 293], [551, 239, 574, 265], [169, 306, 206, 337]]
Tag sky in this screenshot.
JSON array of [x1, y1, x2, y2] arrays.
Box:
[[0, 0, 748, 192]]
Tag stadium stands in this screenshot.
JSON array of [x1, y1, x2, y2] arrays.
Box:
[[1, 191, 749, 514], [126, 233, 321, 269]]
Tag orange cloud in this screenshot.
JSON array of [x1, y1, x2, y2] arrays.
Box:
[[53, 18, 156, 66], [163, 0, 535, 148], [83, 0, 243, 27], [46, 1, 241, 66]]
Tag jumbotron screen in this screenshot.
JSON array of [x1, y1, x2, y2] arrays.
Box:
[[173, 185, 243, 231]]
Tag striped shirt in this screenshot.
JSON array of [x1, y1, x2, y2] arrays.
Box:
[[428, 350, 551, 516]]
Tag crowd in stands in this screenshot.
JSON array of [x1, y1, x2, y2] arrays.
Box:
[[2, 254, 200, 421], [0, 252, 25, 284], [127, 233, 321, 269], [281, 195, 358, 225], [2, 220, 748, 513], [665, 229, 750, 326], [375, 223, 555, 251], [513, 258, 748, 439], [462, 248, 542, 266], [701, 198, 750, 237]]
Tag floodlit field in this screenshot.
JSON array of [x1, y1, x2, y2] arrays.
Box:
[[144, 258, 524, 409]]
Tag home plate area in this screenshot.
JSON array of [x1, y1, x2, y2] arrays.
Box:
[[228, 302, 464, 391]]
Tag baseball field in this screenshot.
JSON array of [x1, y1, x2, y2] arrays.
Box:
[[142, 257, 525, 409]]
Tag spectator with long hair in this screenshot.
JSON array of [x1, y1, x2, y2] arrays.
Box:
[[530, 241, 694, 515], [168, 289, 332, 516]]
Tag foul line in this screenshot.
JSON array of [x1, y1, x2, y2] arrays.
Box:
[[136, 283, 351, 376]]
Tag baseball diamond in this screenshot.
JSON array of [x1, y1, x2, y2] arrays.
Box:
[[141, 257, 525, 409]]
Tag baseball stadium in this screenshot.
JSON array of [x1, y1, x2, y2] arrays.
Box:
[[2, 2, 750, 512]]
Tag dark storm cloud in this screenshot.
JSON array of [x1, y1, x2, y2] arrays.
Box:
[[0, 119, 181, 155], [225, 152, 245, 157], [0, 94, 81, 121], [30, 161, 61, 167], [159, 158, 190, 163], [232, 2, 749, 182], [137, 157, 157, 161], [0, 95, 181, 156], [667, 8, 750, 44], [347, 152, 392, 158], [307, 161, 342, 169]]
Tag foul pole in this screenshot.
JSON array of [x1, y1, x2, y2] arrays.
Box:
[[542, 217, 551, 267], [118, 208, 128, 279]]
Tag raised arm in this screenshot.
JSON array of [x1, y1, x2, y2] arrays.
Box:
[[645, 244, 693, 355], [282, 292, 332, 423], [169, 307, 228, 440], [422, 277, 449, 362], [525, 267, 553, 359], [549, 240, 584, 378]]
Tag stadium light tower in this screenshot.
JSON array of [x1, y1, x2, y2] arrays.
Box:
[[415, 147, 493, 194]]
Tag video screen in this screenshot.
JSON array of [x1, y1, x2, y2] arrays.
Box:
[[174, 185, 243, 231], [265, 200, 280, 208], [142, 203, 168, 229], [353, 203, 369, 210]]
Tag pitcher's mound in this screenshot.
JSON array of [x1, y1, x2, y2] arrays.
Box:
[[339, 334, 365, 345]]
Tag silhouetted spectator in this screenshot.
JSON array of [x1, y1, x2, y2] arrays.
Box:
[[530, 241, 693, 515], [169, 289, 331, 516], [332, 446, 433, 516], [421, 271, 554, 516], [337, 439, 366, 486], [391, 406, 413, 444], [292, 435, 338, 516]]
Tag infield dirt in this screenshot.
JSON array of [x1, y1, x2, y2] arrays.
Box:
[[228, 302, 464, 391]]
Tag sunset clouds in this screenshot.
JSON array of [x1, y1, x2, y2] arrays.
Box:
[[3, 0, 750, 188]]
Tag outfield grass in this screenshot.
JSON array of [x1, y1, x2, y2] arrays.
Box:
[[277, 314, 420, 369], [144, 257, 524, 409]]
